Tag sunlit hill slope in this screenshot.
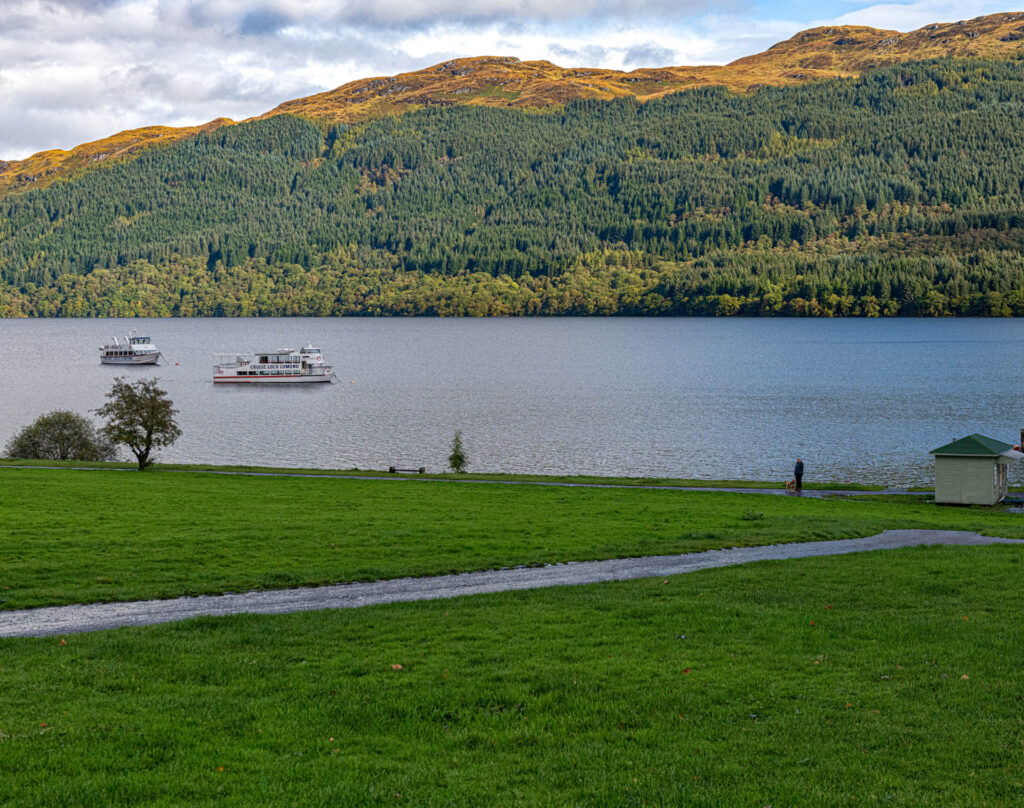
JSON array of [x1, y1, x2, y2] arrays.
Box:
[[3, 11, 1024, 196]]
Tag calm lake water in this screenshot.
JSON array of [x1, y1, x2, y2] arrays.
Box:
[[1, 317, 1022, 486]]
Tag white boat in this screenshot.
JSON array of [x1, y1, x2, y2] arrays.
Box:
[[213, 344, 333, 384], [99, 331, 161, 364]]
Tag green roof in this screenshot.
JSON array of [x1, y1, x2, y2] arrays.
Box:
[[930, 434, 1015, 456]]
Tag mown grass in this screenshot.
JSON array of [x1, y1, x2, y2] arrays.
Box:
[[1, 467, 1022, 610], [1, 546, 1022, 806], [0, 457, 886, 490]]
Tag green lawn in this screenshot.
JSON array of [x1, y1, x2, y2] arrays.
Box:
[[0, 457, 886, 490], [1, 546, 1022, 806], [1, 467, 1023, 610]]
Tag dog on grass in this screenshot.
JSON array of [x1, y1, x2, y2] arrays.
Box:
[[785, 478, 797, 492]]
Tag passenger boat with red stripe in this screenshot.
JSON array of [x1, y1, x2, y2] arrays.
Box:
[[213, 345, 333, 384]]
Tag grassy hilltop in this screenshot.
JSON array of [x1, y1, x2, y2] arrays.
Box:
[[5, 12, 1024, 196]]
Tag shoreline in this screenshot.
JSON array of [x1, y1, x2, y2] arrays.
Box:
[[0, 458, 894, 491]]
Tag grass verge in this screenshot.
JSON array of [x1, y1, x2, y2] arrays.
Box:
[[0, 458, 886, 490], [1, 467, 1021, 610], [1, 546, 1022, 806]]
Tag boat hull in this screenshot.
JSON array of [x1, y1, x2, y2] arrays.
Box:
[[100, 353, 161, 365], [213, 374, 333, 384]]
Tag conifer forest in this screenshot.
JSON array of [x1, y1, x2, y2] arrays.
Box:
[[4, 58, 1024, 316]]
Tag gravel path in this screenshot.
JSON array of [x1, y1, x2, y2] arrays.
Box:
[[2, 530, 1020, 638]]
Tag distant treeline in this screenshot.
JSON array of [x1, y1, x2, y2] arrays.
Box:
[[4, 57, 1024, 316], [5, 240, 1024, 317]]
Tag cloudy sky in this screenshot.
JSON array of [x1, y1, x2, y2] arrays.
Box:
[[0, 0, 1014, 160]]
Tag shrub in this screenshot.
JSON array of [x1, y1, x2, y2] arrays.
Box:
[[4, 410, 117, 461]]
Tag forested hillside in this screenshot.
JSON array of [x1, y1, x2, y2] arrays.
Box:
[[6, 11, 1024, 196], [4, 57, 1024, 317]]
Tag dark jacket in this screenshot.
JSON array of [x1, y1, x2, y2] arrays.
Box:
[[795, 460, 804, 476]]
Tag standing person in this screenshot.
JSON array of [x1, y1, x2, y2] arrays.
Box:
[[794, 458, 804, 492]]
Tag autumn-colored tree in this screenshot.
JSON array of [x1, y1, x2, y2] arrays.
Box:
[[95, 378, 181, 471]]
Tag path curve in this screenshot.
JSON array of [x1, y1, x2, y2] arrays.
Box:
[[2, 530, 1021, 638]]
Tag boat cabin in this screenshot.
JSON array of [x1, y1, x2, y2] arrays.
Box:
[[256, 347, 320, 364]]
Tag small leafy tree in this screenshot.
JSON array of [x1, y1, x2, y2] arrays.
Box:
[[448, 430, 467, 473], [4, 410, 117, 461], [95, 378, 181, 470]]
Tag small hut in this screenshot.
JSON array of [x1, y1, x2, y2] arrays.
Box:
[[930, 434, 1023, 505]]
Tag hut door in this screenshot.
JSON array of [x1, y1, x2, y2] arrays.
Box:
[[996, 462, 1008, 501]]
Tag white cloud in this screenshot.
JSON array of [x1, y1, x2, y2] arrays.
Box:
[[831, 0, 1010, 30], [188, 0, 728, 29], [0, 0, 753, 159], [395, 21, 732, 68]]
